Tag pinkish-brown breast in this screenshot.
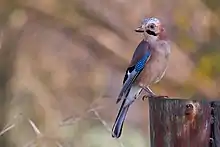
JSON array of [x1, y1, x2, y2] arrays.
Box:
[[135, 40, 170, 87]]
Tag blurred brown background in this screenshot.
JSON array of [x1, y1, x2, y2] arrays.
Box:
[[0, 0, 219, 146]]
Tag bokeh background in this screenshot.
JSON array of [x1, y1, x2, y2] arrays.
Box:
[[0, 0, 219, 146]]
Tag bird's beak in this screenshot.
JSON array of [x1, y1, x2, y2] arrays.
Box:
[[135, 26, 144, 33]]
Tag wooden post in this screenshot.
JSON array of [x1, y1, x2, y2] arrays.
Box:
[[148, 98, 219, 147]]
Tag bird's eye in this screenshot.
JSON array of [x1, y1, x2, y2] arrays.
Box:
[[149, 24, 155, 29]]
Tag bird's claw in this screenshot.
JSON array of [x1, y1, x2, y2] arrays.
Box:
[[155, 95, 169, 99], [142, 95, 169, 100], [142, 95, 149, 101], [142, 95, 157, 100]]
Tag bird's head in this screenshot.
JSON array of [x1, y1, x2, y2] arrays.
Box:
[[135, 17, 166, 42]]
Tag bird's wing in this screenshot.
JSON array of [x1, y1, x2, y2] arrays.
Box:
[[116, 40, 152, 103]]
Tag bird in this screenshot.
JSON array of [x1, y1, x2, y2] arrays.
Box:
[[111, 17, 171, 138]]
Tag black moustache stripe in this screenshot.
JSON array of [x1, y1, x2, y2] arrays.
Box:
[[146, 30, 157, 36], [135, 29, 158, 36]]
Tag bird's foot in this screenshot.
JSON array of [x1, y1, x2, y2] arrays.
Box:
[[142, 95, 149, 101], [142, 95, 157, 100], [142, 95, 169, 100], [155, 95, 169, 99]]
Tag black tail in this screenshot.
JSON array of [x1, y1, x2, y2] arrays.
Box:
[[112, 99, 130, 138]]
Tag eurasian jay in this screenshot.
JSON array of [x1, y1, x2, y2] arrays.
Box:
[[112, 17, 171, 138]]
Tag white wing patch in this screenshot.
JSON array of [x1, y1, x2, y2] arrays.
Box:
[[127, 70, 131, 76]]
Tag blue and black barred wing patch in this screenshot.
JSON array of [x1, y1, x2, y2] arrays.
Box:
[[116, 51, 151, 103]]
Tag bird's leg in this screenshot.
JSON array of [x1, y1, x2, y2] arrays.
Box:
[[141, 86, 169, 100], [141, 87, 156, 100]]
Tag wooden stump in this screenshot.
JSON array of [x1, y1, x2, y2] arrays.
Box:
[[148, 98, 217, 147]]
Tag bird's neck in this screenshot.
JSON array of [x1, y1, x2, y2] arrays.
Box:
[[158, 29, 168, 41], [143, 33, 168, 45], [143, 36, 157, 46]]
